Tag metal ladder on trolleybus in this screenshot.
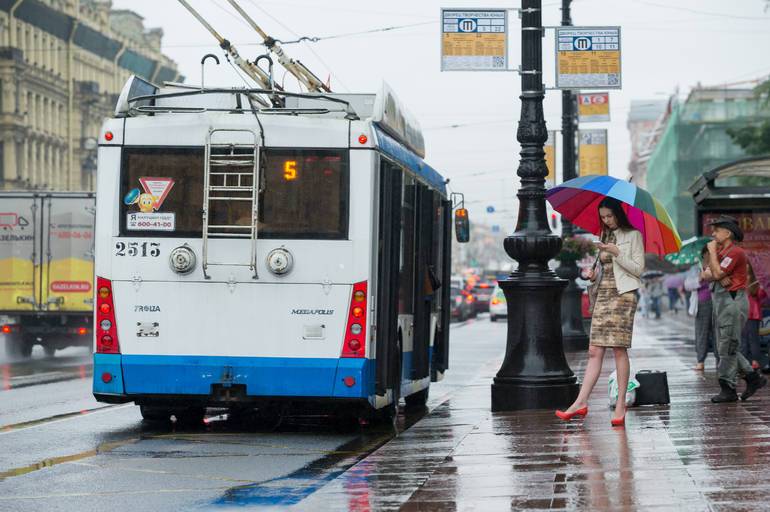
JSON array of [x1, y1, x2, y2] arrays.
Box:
[[202, 128, 261, 279]]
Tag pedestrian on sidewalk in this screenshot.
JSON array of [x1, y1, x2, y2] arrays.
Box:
[[664, 272, 685, 314], [695, 246, 717, 371], [646, 276, 663, 319], [556, 197, 645, 427], [741, 263, 766, 370], [705, 215, 767, 403]]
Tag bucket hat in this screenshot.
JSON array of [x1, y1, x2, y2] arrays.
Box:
[[707, 215, 744, 242]]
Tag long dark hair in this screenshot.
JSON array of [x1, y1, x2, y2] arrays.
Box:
[[598, 197, 633, 239]]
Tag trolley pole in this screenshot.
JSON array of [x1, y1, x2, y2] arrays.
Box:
[[491, 0, 579, 411], [555, 0, 590, 352]]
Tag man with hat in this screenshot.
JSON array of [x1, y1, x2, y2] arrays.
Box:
[[705, 215, 767, 402]]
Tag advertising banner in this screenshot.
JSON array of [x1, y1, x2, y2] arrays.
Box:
[[556, 27, 621, 89], [578, 92, 610, 122], [578, 129, 608, 176], [545, 130, 557, 186], [441, 9, 508, 71]]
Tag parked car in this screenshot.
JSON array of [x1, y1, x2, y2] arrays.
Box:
[[450, 286, 473, 322], [471, 281, 495, 314], [489, 285, 507, 322]]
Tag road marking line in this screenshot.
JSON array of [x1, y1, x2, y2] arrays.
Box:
[[0, 438, 139, 480], [0, 404, 132, 435]]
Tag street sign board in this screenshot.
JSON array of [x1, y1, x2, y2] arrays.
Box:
[[577, 92, 610, 122], [555, 27, 621, 89], [578, 129, 608, 176], [441, 9, 508, 71], [545, 130, 557, 186]]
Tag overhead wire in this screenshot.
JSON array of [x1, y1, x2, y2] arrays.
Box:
[[240, 0, 351, 92], [628, 0, 770, 21]]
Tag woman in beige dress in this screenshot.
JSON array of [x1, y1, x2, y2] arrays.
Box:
[[556, 197, 645, 427]]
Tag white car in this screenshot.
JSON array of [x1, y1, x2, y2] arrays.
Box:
[[489, 285, 507, 322]]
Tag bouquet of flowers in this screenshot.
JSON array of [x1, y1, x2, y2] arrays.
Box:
[[557, 236, 597, 263]]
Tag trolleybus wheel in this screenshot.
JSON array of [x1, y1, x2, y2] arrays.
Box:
[[379, 342, 402, 426], [139, 405, 172, 423], [404, 386, 429, 410], [174, 407, 206, 426]]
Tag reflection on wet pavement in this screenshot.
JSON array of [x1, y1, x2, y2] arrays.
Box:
[[298, 315, 770, 511]]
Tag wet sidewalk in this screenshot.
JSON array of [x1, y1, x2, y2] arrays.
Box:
[[298, 314, 770, 511]]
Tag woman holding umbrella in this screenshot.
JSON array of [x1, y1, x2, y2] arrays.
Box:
[[556, 197, 645, 427]]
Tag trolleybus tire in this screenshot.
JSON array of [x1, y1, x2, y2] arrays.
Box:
[[139, 405, 173, 423], [174, 407, 206, 427], [404, 387, 429, 410]]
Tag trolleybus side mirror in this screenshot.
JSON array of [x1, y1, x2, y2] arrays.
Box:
[[454, 208, 470, 243]]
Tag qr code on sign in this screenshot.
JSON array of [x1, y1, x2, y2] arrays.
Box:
[[493, 56, 505, 68], [608, 74, 619, 85]]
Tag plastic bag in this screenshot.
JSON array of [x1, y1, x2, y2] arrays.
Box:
[[688, 291, 698, 316], [608, 368, 640, 407]]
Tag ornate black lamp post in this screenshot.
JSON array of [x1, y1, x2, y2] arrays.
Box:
[[491, 0, 579, 411], [554, 0, 589, 352]]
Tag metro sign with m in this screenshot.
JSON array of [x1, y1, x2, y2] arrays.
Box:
[[573, 36, 592, 50], [458, 18, 478, 32]]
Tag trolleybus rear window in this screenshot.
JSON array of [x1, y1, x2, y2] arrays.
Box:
[[119, 147, 349, 239]]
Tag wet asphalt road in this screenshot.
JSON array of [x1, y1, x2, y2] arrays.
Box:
[[0, 315, 505, 511]]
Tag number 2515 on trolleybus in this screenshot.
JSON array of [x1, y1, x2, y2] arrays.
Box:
[[91, 76, 470, 424]]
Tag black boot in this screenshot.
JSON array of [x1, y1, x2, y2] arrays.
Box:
[[711, 379, 738, 403], [741, 371, 768, 401]]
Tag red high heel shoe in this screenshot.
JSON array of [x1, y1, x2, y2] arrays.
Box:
[[611, 414, 625, 427], [555, 406, 588, 421]]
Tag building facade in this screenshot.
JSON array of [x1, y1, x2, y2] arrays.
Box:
[[645, 86, 770, 239], [0, 0, 181, 191], [626, 99, 668, 188]]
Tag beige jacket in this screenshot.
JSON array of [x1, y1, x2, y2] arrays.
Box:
[[606, 228, 645, 294]]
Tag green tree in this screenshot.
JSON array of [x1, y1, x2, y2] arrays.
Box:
[[727, 79, 770, 155]]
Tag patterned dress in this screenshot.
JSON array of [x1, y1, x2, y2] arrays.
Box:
[[590, 230, 638, 348]]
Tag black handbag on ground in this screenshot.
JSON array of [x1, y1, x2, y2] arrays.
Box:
[[634, 370, 670, 405]]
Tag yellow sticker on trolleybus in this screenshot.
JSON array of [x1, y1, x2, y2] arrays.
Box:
[[124, 177, 176, 231]]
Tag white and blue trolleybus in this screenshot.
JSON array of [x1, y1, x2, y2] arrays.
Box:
[[92, 76, 467, 423]]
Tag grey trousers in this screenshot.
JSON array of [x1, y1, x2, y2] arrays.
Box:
[[695, 299, 716, 364], [713, 287, 752, 389]]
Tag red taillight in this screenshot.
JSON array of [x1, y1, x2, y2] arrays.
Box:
[[101, 372, 113, 383], [358, 134, 368, 145], [95, 276, 120, 354], [78, 327, 88, 335], [343, 376, 356, 387], [491, 298, 500, 305], [342, 281, 367, 358], [1, 325, 10, 334], [104, 131, 113, 141]]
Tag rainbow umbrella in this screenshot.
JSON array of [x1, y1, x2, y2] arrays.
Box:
[[546, 175, 682, 256]]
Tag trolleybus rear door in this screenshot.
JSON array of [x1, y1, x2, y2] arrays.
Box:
[[375, 160, 402, 396]]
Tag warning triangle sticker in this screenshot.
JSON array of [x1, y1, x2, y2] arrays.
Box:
[[139, 177, 175, 210]]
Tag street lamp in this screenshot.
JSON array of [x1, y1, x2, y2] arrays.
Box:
[[491, 0, 579, 411], [555, 0, 590, 352]]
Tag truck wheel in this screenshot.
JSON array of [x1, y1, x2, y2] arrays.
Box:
[[4, 334, 31, 359], [44, 346, 56, 358], [404, 386, 429, 410]]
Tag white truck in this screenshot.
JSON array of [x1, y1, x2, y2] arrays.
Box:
[[0, 192, 95, 358]]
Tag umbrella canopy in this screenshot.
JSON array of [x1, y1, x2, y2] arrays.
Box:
[[546, 175, 682, 256], [664, 236, 711, 266]]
